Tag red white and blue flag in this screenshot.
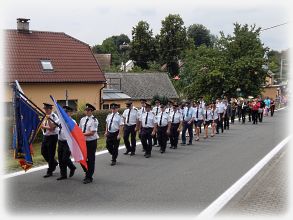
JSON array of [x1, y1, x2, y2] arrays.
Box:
[[50, 96, 88, 169]]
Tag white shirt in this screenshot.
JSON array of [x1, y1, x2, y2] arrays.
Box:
[[122, 108, 138, 126], [106, 112, 124, 133], [58, 118, 76, 141], [165, 107, 173, 114], [183, 106, 195, 122], [140, 111, 156, 128], [199, 100, 205, 109], [42, 112, 60, 136], [155, 112, 170, 127], [79, 115, 99, 141], [203, 108, 213, 121], [152, 106, 161, 116], [217, 102, 226, 113], [194, 107, 204, 121], [138, 106, 146, 118], [212, 108, 219, 120], [169, 110, 183, 124]]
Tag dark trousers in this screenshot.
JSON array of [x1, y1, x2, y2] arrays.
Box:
[[241, 109, 246, 123], [224, 115, 230, 129], [157, 126, 168, 152], [152, 134, 158, 146], [270, 105, 275, 116], [123, 125, 136, 153], [170, 123, 180, 148], [141, 127, 153, 155], [231, 109, 236, 123], [247, 109, 251, 122], [106, 131, 120, 162], [58, 140, 76, 177], [252, 110, 258, 124], [237, 106, 242, 121], [181, 121, 193, 144], [41, 135, 58, 174], [258, 111, 263, 122], [81, 139, 97, 179], [217, 113, 224, 132]]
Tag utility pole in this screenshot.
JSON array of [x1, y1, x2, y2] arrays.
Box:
[[65, 89, 68, 106]]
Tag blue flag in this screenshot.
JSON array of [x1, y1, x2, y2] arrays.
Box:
[[13, 90, 45, 171]]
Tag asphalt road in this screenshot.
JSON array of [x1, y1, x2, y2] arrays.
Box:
[[4, 109, 288, 216]]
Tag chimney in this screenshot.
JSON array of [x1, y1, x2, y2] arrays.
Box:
[[17, 18, 30, 33]]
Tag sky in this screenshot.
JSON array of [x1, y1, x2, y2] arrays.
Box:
[[0, 0, 291, 51]]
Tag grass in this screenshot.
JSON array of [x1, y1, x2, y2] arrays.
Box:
[[5, 133, 140, 173]]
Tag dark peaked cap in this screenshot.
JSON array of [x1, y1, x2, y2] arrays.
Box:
[[63, 105, 73, 112], [43, 103, 53, 109], [85, 103, 96, 111]]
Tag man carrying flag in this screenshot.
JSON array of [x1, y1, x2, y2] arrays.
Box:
[[56, 105, 77, 180], [50, 96, 88, 183], [41, 103, 60, 178]]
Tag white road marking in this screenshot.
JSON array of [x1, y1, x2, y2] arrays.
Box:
[[196, 135, 290, 219]]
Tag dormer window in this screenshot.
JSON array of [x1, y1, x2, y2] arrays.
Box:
[[40, 60, 54, 71]]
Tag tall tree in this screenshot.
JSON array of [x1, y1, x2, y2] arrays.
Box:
[[129, 21, 157, 69], [187, 24, 212, 47], [159, 14, 188, 77]]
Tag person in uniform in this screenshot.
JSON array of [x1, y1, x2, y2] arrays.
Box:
[[270, 98, 275, 117], [138, 98, 147, 148], [165, 100, 174, 114], [230, 98, 237, 124], [181, 101, 195, 145], [122, 101, 138, 156], [155, 104, 171, 153], [152, 99, 161, 147], [216, 99, 226, 132], [211, 102, 219, 136], [203, 103, 214, 138], [139, 103, 157, 158], [194, 101, 204, 141], [41, 103, 59, 178], [56, 105, 76, 180], [169, 103, 183, 149], [105, 103, 124, 166], [251, 98, 260, 124], [241, 99, 248, 124], [79, 103, 98, 184], [223, 99, 231, 130]]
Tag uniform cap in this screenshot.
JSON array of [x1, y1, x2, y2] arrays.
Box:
[[63, 105, 73, 112], [43, 103, 53, 109], [145, 103, 151, 108], [85, 103, 96, 111], [140, 98, 147, 102], [110, 103, 119, 109]]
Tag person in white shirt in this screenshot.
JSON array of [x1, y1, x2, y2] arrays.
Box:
[[139, 103, 157, 158], [203, 103, 213, 138], [216, 99, 226, 133], [105, 103, 124, 166], [169, 103, 183, 149], [41, 103, 59, 178], [181, 101, 195, 145], [79, 103, 99, 184], [57, 105, 76, 180], [155, 105, 171, 153], [194, 101, 204, 141], [138, 98, 147, 141], [211, 102, 219, 136], [152, 99, 161, 147], [122, 101, 139, 156], [165, 100, 174, 114]]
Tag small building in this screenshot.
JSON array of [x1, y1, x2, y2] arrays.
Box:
[[102, 72, 179, 108], [4, 18, 106, 111]]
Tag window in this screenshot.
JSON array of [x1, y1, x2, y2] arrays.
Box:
[[103, 104, 109, 110], [40, 60, 54, 71]]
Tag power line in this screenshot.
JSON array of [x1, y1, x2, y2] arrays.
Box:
[[260, 22, 289, 32]]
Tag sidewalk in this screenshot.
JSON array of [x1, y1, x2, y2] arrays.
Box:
[[219, 147, 288, 216]]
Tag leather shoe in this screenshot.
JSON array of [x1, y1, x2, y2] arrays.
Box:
[[123, 151, 130, 155], [111, 161, 116, 166], [57, 176, 67, 180], [130, 152, 135, 156], [160, 150, 165, 154], [83, 178, 93, 184], [145, 154, 151, 158], [69, 167, 76, 177], [187, 142, 192, 145], [43, 173, 52, 178]]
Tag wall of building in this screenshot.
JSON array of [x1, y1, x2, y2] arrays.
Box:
[[5, 82, 104, 110], [102, 100, 129, 109]]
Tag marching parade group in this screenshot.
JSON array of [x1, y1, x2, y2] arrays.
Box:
[[40, 96, 278, 184]]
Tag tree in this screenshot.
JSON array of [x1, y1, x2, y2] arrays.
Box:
[[187, 24, 212, 47], [158, 14, 188, 77], [129, 21, 157, 69]]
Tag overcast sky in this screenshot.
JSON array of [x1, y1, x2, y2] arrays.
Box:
[[1, 0, 291, 51]]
